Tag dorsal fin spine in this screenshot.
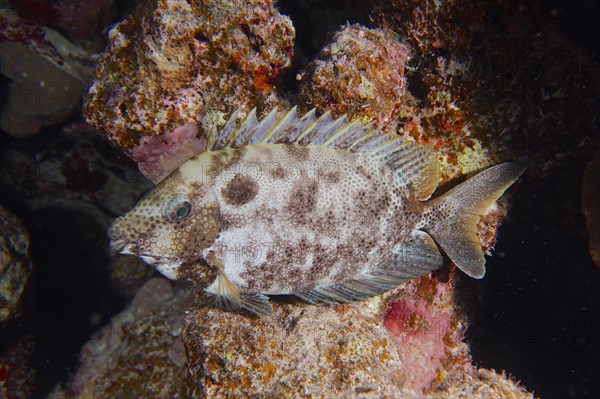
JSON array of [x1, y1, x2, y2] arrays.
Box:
[[225, 108, 257, 148], [323, 119, 357, 146], [262, 106, 297, 144], [294, 110, 331, 143], [212, 107, 440, 200], [352, 134, 388, 152], [314, 115, 348, 145], [248, 108, 279, 144], [347, 128, 376, 151], [282, 108, 316, 143], [369, 138, 399, 157]]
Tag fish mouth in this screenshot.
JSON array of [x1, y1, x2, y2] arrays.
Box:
[[110, 237, 131, 253], [138, 254, 181, 267], [109, 238, 181, 267]]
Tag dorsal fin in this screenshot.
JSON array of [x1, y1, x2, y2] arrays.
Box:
[[210, 107, 439, 200]]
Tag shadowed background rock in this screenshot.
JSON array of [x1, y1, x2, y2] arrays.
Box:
[[0, 206, 31, 323]]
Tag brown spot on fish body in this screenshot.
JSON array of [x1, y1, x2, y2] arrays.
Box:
[[353, 188, 392, 224], [206, 147, 246, 178], [286, 179, 319, 225], [320, 169, 340, 183], [272, 165, 287, 180], [221, 174, 259, 206]]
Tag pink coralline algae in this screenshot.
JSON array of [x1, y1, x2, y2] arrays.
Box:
[[383, 271, 468, 393], [84, 0, 295, 168], [131, 123, 207, 184]]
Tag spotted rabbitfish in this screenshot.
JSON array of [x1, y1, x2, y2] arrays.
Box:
[[109, 107, 525, 316]]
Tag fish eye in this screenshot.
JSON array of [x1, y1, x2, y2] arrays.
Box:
[[167, 201, 192, 222]]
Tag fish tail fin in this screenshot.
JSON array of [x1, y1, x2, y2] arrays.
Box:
[[423, 162, 526, 278]]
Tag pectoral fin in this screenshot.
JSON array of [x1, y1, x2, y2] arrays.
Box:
[[207, 253, 274, 316], [213, 261, 242, 312]]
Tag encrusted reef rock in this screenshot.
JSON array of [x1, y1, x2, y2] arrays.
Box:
[[182, 275, 533, 398], [299, 24, 410, 133], [370, 0, 600, 179], [66, 279, 193, 398], [84, 0, 295, 182], [56, 276, 535, 398], [0, 206, 31, 323], [10, 0, 116, 44]]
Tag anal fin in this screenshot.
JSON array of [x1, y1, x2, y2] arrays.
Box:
[[295, 230, 443, 305], [390, 229, 444, 273], [240, 293, 275, 317]]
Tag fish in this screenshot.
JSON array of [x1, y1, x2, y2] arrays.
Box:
[[108, 107, 525, 316]]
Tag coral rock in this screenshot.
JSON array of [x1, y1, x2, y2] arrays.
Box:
[[183, 299, 415, 399], [0, 42, 83, 136], [10, 0, 116, 43], [58, 278, 536, 398], [69, 278, 193, 398], [182, 281, 535, 399], [299, 24, 410, 132], [84, 0, 295, 170], [0, 206, 31, 323]]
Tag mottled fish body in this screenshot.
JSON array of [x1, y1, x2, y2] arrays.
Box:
[[109, 107, 525, 316]]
